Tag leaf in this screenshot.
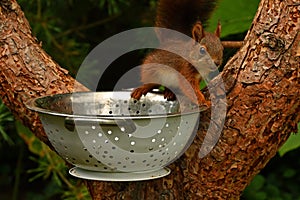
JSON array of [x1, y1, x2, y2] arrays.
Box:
[[208, 0, 260, 37], [16, 121, 44, 157], [278, 123, 300, 156]]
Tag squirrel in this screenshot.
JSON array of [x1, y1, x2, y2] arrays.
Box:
[[131, 0, 223, 107]]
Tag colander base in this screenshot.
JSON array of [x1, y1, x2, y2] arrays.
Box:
[[69, 167, 171, 181]]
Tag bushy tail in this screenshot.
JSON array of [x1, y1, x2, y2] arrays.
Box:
[[155, 0, 218, 36]]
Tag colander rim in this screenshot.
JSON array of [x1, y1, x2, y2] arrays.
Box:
[[25, 91, 205, 119]]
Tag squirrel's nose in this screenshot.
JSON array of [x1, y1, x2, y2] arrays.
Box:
[[214, 60, 222, 67]]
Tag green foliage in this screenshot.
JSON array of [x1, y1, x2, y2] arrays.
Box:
[[243, 146, 300, 200], [16, 121, 91, 199], [208, 0, 260, 37], [0, 100, 14, 145], [278, 123, 300, 156]]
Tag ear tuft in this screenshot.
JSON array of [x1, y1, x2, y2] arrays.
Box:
[[215, 21, 222, 38], [192, 21, 205, 42]]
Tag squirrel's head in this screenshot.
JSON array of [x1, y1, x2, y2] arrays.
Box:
[[192, 21, 223, 67]]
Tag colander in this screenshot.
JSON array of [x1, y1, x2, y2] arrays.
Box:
[[26, 91, 203, 181]]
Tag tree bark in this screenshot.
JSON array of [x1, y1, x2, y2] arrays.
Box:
[[0, 0, 299, 199]]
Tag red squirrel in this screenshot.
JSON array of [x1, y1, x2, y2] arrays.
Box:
[[131, 0, 223, 107]]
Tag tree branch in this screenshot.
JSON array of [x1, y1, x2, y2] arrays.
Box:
[[0, 0, 299, 199]]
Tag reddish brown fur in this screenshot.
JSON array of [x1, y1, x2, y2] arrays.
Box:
[[131, 22, 223, 107]]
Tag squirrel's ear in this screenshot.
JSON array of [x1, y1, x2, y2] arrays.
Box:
[[192, 21, 205, 42], [215, 21, 222, 38]]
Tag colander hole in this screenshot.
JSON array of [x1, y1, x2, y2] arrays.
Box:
[[131, 161, 135, 164], [148, 109, 152, 113], [94, 165, 98, 167], [64, 146, 68, 150], [142, 160, 147, 163], [108, 163, 112, 166], [84, 148, 88, 151], [117, 162, 121, 164], [161, 138, 165, 142], [150, 154, 154, 157], [133, 100, 137, 104], [151, 139, 156, 143], [142, 103, 146, 107], [152, 165, 156, 168], [120, 127, 125, 132], [108, 130, 112, 135], [55, 129, 59, 132], [114, 137, 119, 141], [109, 156, 113, 159], [159, 144, 162, 148], [102, 155, 106, 158], [130, 141, 136, 146], [85, 160, 90, 163], [89, 155, 93, 158], [109, 111, 113, 114], [125, 157, 130, 160], [123, 166, 127, 168], [104, 151, 108, 154], [154, 159, 158, 162], [146, 164, 150, 167], [116, 104, 119, 107], [60, 137, 64, 141], [136, 110, 140, 114], [112, 146, 116, 150], [124, 100, 128, 104], [157, 130, 162, 134], [175, 151, 178, 155], [98, 133, 103, 137], [85, 131, 89, 135], [160, 159, 164, 162], [130, 150, 135, 153], [179, 132, 182, 136], [128, 107, 131, 111], [92, 139, 96, 144], [128, 134, 133, 138], [173, 142, 177, 146], [50, 130, 53, 134], [105, 140, 109, 143], [165, 123, 169, 127], [148, 147, 154, 151], [72, 158, 76, 161], [162, 152, 166, 156], [92, 125, 96, 130]]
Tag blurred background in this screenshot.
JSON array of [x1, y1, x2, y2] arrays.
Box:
[[0, 0, 299, 199]]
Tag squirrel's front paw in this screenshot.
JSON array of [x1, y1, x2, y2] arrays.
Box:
[[131, 88, 144, 100], [163, 88, 176, 101]]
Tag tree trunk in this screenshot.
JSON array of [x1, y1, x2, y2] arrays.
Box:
[[0, 0, 299, 199]]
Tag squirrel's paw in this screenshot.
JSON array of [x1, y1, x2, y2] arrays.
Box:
[[131, 88, 144, 100], [163, 88, 176, 101]]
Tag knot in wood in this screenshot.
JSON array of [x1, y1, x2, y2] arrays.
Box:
[[261, 33, 285, 51]]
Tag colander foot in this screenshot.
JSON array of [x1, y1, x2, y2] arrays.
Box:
[[69, 167, 171, 181]]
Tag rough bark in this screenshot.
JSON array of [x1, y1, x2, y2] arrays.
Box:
[[0, 0, 299, 199], [0, 0, 88, 145]]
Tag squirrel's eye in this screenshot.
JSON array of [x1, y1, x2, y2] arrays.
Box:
[[199, 47, 206, 55]]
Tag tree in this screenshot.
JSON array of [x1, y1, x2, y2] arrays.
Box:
[[0, 0, 299, 199]]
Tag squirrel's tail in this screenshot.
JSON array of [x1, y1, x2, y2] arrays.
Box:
[[155, 0, 218, 36]]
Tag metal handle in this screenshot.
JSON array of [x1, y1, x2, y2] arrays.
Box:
[[64, 117, 136, 133]]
